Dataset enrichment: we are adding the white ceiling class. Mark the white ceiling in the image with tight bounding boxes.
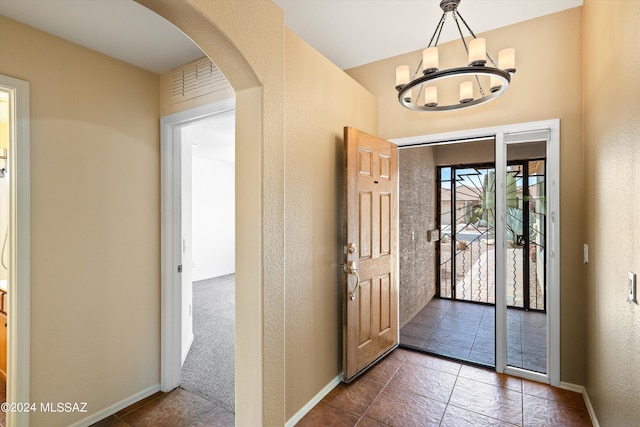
[0,0,203,74]
[272,0,584,70]
[0,0,583,73]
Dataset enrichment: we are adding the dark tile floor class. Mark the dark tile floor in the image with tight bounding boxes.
[400,298,547,373]
[88,348,586,427]
[297,348,592,426]
[90,387,234,427]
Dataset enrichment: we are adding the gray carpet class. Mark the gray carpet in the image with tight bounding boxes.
[181,274,235,413]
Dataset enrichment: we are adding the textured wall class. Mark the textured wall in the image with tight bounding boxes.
[399,146,437,326]
[583,1,640,425]
[284,29,378,420]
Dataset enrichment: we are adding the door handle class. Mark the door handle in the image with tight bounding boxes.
[347,261,360,301]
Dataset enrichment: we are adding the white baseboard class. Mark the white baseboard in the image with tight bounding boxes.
[68,384,161,427]
[560,382,600,427]
[559,381,583,393]
[285,374,342,427]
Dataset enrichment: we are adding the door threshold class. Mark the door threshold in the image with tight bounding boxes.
[398,344,494,371]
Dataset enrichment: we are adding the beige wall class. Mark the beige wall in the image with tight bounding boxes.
[283,30,377,420]
[0,16,160,426]
[347,7,586,385]
[583,1,640,425]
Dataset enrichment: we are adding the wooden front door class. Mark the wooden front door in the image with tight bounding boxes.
[343,126,399,382]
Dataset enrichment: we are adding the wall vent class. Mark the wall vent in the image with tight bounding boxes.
[170,57,231,104]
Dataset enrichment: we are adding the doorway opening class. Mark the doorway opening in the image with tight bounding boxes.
[395,120,560,386]
[426,157,547,372]
[179,111,236,414]
[0,74,31,427]
[159,97,237,419]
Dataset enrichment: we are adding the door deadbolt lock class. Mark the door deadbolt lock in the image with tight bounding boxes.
[347,242,358,254]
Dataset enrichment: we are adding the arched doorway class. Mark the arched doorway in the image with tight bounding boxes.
[137,1,287,424]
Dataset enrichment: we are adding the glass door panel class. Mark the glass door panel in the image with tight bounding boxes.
[505,142,547,374]
[433,143,496,367]
[438,165,496,305]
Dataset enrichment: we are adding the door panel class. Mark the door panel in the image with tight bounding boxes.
[380,274,391,331]
[344,127,399,382]
[359,280,372,345]
[380,193,391,255]
[359,192,372,259]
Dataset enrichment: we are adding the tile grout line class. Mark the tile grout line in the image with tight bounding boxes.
[187,404,229,427]
[356,349,415,425]
[436,361,464,426]
[321,354,405,426]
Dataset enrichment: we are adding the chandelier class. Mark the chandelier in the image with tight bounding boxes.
[395,0,516,111]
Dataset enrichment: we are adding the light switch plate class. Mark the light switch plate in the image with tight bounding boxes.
[628,272,636,303]
[429,229,440,242]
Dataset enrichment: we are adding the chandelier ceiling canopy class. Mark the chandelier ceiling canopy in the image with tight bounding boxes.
[395,0,516,112]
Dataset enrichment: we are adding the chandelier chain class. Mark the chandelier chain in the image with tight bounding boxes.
[475,75,486,97]
[428,13,448,48]
[452,11,470,57]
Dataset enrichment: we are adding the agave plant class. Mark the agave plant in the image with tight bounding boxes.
[506,206,524,246]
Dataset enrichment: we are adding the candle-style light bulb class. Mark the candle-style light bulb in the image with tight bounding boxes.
[499,48,516,73]
[424,86,437,107]
[395,65,410,89]
[422,47,438,74]
[468,38,486,66]
[460,81,473,103]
